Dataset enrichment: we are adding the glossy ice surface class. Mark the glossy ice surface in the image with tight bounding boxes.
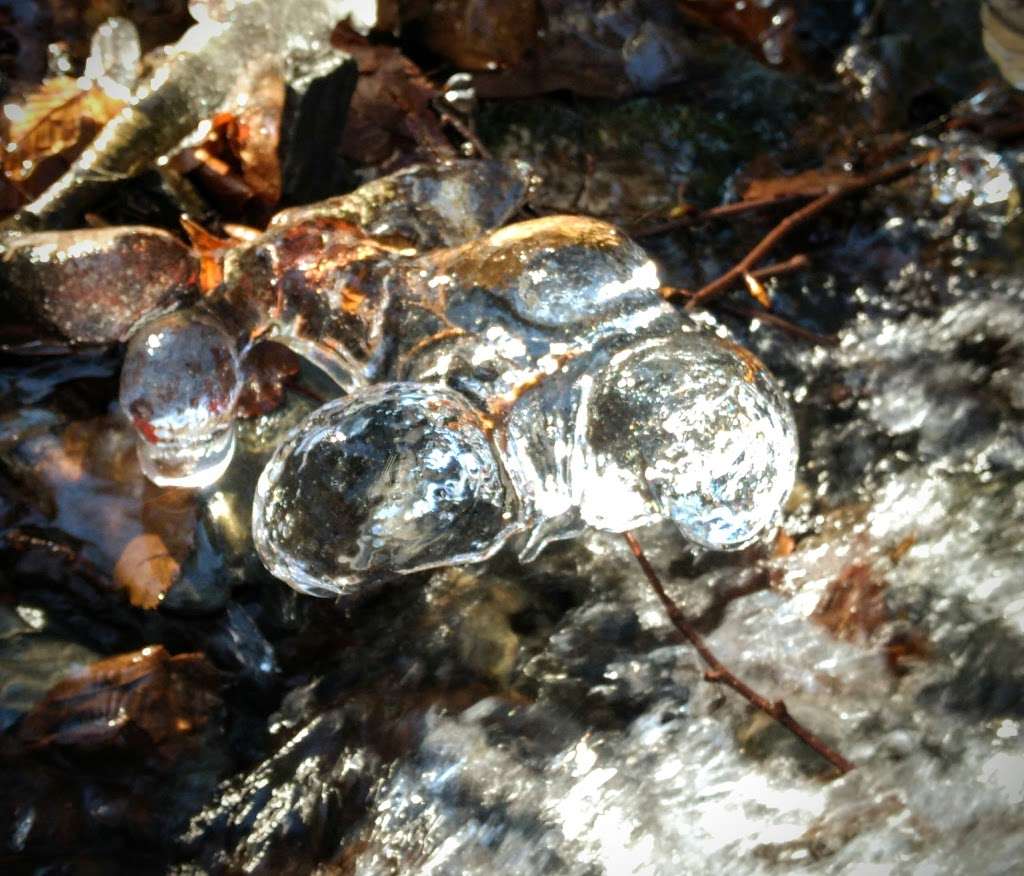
[117,162,798,596]
[253,385,518,598]
[10,0,375,228]
[120,310,241,487]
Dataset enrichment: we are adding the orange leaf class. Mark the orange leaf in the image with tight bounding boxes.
[811,563,888,644]
[3,77,124,183]
[114,533,180,609]
[232,68,284,205]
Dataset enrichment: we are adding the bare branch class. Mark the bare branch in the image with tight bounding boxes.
[685,150,938,311]
[623,531,856,776]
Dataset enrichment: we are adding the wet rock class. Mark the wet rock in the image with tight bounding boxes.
[0,226,197,345]
[278,51,358,206]
[0,605,98,732]
[177,708,385,874]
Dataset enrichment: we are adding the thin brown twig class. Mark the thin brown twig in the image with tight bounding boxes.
[630,192,810,238]
[661,254,810,304]
[437,108,493,159]
[685,150,938,311]
[747,252,810,280]
[623,531,856,776]
[716,302,840,347]
[4,527,111,590]
[661,256,836,346]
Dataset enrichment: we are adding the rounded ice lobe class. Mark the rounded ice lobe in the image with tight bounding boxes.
[588,334,798,550]
[119,310,241,488]
[441,216,660,327]
[253,384,517,598]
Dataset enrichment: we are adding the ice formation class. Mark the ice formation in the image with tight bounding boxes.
[119,162,797,595]
[11,0,375,228]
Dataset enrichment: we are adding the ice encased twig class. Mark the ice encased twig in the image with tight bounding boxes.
[116,160,534,486]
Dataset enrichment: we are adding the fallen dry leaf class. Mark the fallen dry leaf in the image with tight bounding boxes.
[114,532,180,608]
[231,68,285,205]
[811,562,888,644]
[773,528,795,557]
[235,341,303,418]
[18,645,221,756]
[741,168,864,202]
[418,0,540,70]
[332,27,451,167]
[678,0,800,68]
[182,66,285,211]
[884,630,931,677]
[2,76,125,187]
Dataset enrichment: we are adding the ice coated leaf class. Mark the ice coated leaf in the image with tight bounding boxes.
[18,646,221,754]
[2,77,125,184]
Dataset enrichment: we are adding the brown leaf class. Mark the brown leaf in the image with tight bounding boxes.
[811,562,889,643]
[773,528,795,557]
[18,646,221,756]
[331,27,451,167]
[171,69,284,220]
[419,0,540,70]
[181,216,236,293]
[741,168,864,202]
[114,532,180,608]
[884,631,931,677]
[678,0,800,68]
[3,76,124,184]
[232,69,285,205]
[235,341,302,418]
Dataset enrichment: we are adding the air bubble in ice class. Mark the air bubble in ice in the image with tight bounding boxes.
[119,310,241,488]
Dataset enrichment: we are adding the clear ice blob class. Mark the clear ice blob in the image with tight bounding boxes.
[434,215,660,327]
[270,159,535,249]
[586,335,798,550]
[119,309,242,488]
[104,164,797,595]
[253,384,517,598]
